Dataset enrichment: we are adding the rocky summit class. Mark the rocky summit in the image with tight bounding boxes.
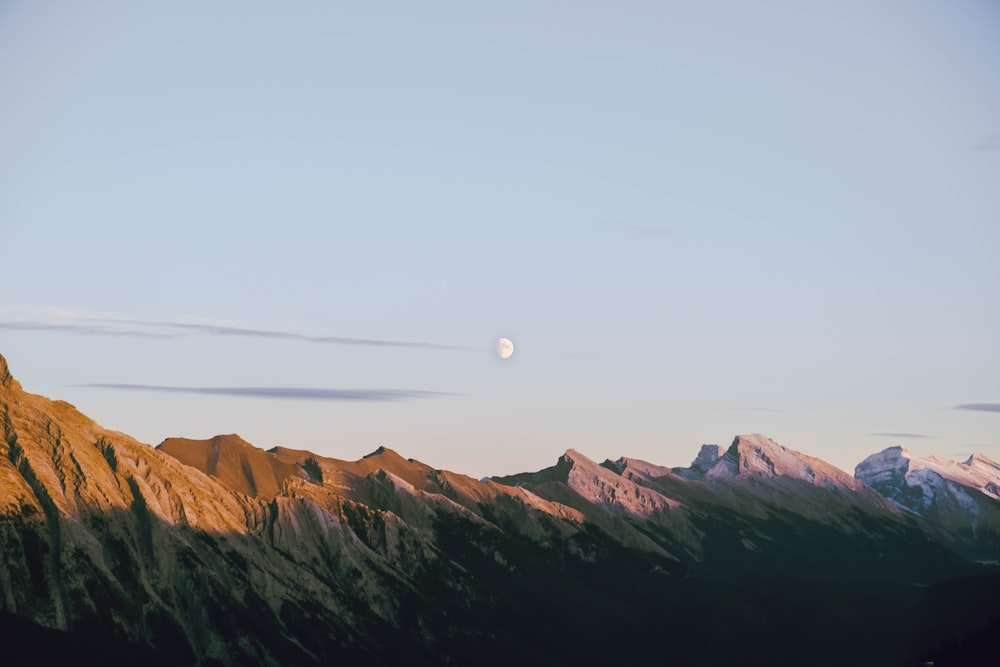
[1,353,998,666]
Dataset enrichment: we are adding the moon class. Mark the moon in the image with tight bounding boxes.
[496,337,514,360]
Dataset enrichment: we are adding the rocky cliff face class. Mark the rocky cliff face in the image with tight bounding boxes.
[1,353,998,666]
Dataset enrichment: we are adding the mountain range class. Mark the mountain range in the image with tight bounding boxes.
[1,352,997,666]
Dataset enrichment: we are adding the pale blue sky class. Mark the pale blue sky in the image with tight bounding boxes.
[2,1,998,477]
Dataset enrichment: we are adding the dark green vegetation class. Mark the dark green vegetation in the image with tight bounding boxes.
[4,503,995,666]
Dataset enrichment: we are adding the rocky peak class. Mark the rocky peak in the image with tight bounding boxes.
[359,445,422,471]
[965,452,985,465]
[854,447,912,493]
[857,447,1000,519]
[363,445,406,461]
[693,444,726,467]
[157,433,257,459]
[703,434,865,492]
[965,452,1000,472]
[526,448,594,481]
[561,448,590,466]
[0,353,22,391]
[863,445,911,462]
[704,434,782,480]
[553,449,677,517]
[600,456,628,474]
[674,444,726,480]
[157,434,299,498]
[494,448,618,490]
[210,433,255,449]
[857,448,1000,494]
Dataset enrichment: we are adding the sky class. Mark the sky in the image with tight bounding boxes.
[1,1,998,478]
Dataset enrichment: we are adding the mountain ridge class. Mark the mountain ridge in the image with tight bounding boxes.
[1,352,998,665]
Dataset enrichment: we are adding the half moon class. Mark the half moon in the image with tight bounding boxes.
[496,337,514,359]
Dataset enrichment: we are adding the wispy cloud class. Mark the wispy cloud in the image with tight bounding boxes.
[954,403,1000,413]
[729,407,781,413]
[92,318,466,349]
[868,432,936,439]
[0,310,465,350]
[78,383,457,402]
[0,321,173,338]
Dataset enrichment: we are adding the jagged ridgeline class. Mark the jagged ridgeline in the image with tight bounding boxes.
[0,353,998,666]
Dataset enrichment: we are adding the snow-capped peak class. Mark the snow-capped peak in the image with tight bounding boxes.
[856,447,1000,518]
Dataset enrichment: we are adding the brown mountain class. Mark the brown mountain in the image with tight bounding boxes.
[157,434,300,498]
[0,354,387,664]
[0,353,615,665]
[1,352,997,666]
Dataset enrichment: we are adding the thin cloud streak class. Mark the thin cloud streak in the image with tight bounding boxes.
[868,432,936,439]
[0,321,173,339]
[88,318,468,350]
[954,403,1000,413]
[78,383,458,402]
[1,313,466,350]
